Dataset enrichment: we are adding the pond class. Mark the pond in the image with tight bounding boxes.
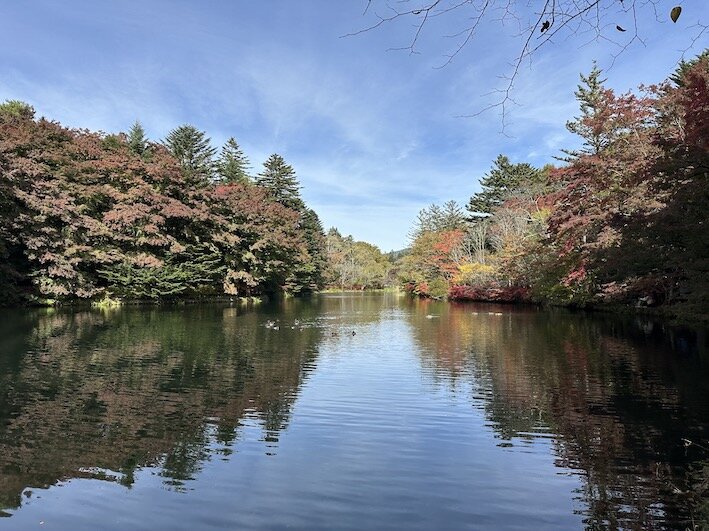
[0,293,707,530]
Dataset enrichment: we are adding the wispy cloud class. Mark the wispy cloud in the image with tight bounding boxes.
[1,0,704,250]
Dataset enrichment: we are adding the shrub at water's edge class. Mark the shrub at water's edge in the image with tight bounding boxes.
[448,285,531,303]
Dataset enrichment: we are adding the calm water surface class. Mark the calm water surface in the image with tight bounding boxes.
[0,293,707,530]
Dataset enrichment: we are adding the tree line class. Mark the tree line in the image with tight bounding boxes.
[324,228,392,290]
[397,52,708,318]
[0,108,327,303]
[2,51,705,313]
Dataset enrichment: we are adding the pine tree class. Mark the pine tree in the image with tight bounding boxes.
[289,208,327,293]
[440,200,467,230]
[670,49,709,87]
[410,201,468,240]
[467,155,542,218]
[163,125,216,182]
[564,62,608,156]
[255,154,303,210]
[127,120,148,156]
[217,138,251,184]
[408,204,437,241]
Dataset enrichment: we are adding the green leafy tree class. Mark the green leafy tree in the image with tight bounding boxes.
[324,228,391,290]
[255,154,303,210]
[351,241,391,289]
[217,137,251,184]
[163,125,216,183]
[0,100,34,120]
[408,204,442,240]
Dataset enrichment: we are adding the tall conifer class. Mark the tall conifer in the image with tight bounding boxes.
[163,125,216,182]
[467,155,542,218]
[127,120,148,156]
[564,62,608,157]
[217,138,251,184]
[255,154,303,209]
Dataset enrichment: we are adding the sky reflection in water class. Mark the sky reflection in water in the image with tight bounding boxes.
[0,293,706,530]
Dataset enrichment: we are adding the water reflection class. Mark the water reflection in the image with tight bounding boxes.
[406,298,709,528]
[0,301,324,512]
[0,294,707,529]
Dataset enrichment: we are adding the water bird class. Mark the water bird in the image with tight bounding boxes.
[425,314,438,319]
[351,330,356,336]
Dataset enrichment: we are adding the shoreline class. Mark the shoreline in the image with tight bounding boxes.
[3,289,706,325]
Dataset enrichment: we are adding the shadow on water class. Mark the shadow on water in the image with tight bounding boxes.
[405,297,709,529]
[0,299,326,513]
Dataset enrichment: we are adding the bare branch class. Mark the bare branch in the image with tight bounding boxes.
[345,0,707,128]
[436,1,492,68]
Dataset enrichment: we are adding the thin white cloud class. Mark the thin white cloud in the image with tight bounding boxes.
[0,0,704,251]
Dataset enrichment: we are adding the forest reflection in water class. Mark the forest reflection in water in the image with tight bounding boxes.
[0,294,706,529]
[0,301,324,508]
[405,298,708,529]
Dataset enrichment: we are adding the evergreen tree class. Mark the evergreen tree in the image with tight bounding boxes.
[217,137,251,184]
[255,154,303,210]
[670,49,709,87]
[467,155,542,218]
[564,62,608,156]
[410,201,468,240]
[163,125,216,182]
[440,200,467,230]
[288,208,327,293]
[127,120,148,156]
[408,204,440,241]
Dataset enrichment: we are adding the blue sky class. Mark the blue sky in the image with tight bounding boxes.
[1,1,706,251]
